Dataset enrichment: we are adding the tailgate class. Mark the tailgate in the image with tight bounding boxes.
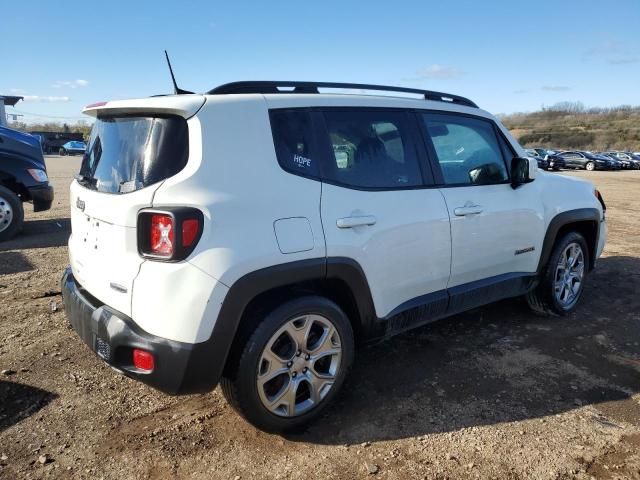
[69,180,158,317]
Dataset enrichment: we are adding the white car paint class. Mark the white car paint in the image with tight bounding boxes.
[69,90,606,345]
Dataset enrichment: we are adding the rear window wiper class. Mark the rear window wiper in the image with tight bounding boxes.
[74,174,97,188]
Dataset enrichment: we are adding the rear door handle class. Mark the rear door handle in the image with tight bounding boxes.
[336,215,377,228]
[454,204,483,216]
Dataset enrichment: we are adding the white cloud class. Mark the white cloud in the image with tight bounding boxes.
[608,55,639,65]
[9,88,26,94]
[513,89,528,94]
[585,40,639,65]
[23,95,71,103]
[542,85,571,92]
[52,79,89,89]
[415,64,464,79]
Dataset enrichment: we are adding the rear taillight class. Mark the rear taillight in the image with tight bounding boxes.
[182,219,200,247]
[150,214,174,256]
[595,189,606,218]
[138,208,203,261]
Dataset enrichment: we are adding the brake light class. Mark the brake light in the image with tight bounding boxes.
[85,101,107,109]
[133,349,155,372]
[138,208,203,261]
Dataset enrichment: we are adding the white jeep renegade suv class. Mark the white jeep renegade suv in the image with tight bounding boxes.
[62,81,607,432]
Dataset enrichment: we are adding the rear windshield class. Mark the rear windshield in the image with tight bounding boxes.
[78,115,188,194]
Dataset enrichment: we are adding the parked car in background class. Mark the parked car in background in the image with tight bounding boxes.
[29,131,84,154]
[0,126,54,241]
[605,152,640,169]
[531,147,564,170]
[59,141,87,156]
[600,153,632,169]
[558,151,616,171]
[525,149,549,169]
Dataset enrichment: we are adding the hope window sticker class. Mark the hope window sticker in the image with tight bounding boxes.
[293,153,312,168]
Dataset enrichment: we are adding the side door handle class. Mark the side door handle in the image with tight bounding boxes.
[454,204,483,216]
[336,215,377,228]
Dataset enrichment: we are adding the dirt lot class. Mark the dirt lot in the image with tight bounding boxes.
[1,157,639,480]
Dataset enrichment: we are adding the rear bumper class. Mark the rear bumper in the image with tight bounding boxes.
[596,218,607,260]
[61,267,219,394]
[28,184,54,212]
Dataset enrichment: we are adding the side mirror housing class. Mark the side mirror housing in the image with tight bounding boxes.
[511,156,536,189]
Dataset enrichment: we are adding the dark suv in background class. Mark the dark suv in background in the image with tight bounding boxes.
[0,126,54,241]
[531,148,565,170]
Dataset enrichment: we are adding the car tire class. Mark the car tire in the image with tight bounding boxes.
[585,161,595,171]
[526,231,589,316]
[0,185,25,242]
[59,148,66,156]
[221,296,355,433]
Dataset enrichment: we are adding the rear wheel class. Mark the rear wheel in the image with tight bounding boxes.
[585,161,595,171]
[221,296,354,432]
[0,186,24,242]
[526,231,588,316]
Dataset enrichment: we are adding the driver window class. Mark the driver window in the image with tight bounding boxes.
[422,114,509,186]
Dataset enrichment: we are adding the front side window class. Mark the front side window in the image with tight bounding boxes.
[322,110,423,188]
[422,113,509,186]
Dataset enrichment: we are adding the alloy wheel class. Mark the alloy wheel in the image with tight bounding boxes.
[0,195,14,234]
[256,314,342,417]
[554,242,585,309]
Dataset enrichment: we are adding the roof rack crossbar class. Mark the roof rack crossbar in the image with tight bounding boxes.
[207,81,478,108]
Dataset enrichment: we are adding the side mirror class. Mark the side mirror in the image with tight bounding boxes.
[511,157,536,189]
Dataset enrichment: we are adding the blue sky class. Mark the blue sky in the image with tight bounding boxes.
[2,0,639,124]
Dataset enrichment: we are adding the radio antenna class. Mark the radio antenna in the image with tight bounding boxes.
[164,50,194,95]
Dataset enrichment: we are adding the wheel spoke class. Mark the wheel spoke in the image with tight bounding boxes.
[307,369,334,403]
[263,376,294,411]
[282,378,300,416]
[284,316,313,352]
[310,325,339,354]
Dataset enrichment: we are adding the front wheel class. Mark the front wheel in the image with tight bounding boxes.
[59,148,67,156]
[0,186,25,242]
[526,232,589,316]
[221,296,354,432]
[585,161,595,171]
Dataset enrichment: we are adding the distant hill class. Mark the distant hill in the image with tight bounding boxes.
[500,102,640,152]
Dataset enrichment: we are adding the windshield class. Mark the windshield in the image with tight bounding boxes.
[78,115,188,194]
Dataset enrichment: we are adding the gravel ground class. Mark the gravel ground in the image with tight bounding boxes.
[1,157,639,480]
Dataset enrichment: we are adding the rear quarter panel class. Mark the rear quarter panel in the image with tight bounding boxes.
[151,95,326,287]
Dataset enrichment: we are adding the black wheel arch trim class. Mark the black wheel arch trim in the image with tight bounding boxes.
[200,257,376,391]
[536,208,601,274]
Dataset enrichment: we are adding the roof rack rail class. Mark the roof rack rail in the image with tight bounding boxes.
[207,81,478,108]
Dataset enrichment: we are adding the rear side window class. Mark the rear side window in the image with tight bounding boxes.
[79,115,188,194]
[269,110,320,178]
[322,110,422,188]
[422,113,509,186]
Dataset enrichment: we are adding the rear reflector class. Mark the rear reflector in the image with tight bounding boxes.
[150,214,174,256]
[133,349,155,371]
